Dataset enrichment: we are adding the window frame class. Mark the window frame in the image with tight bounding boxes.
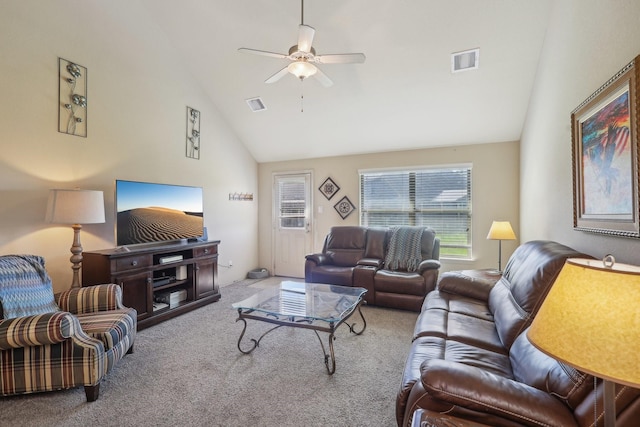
[358,164,473,259]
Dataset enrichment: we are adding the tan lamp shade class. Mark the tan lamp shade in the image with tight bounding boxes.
[45,189,105,225]
[527,258,640,388]
[486,221,516,240]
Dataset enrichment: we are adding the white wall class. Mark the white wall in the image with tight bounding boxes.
[521,0,640,264]
[0,1,258,292]
[258,141,520,274]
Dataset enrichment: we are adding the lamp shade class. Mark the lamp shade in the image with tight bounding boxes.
[527,258,640,388]
[288,60,317,79]
[486,221,516,240]
[45,189,105,225]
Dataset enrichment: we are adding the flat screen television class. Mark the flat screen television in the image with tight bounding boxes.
[115,180,204,246]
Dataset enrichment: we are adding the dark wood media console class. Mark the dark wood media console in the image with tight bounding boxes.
[82,240,221,330]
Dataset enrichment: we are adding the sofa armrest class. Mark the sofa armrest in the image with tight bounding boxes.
[0,312,75,350]
[357,258,383,268]
[418,259,441,273]
[56,284,124,314]
[436,270,499,300]
[305,253,331,266]
[421,359,578,427]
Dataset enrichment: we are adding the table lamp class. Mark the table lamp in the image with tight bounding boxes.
[486,220,516,272]
[45,189,105,288]
[528,257,640,427]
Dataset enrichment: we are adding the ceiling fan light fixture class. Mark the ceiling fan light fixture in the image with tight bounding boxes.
[287,60,317,79]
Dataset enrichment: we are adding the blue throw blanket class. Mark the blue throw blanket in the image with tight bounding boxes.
[384,226,424,272]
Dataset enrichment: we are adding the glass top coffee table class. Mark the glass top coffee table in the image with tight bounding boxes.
[232,281,367,374]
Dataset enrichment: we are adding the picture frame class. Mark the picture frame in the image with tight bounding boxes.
[571,55,640,237]
[186,106,201,159]
[334,196,356,220]
[319,177,340,200]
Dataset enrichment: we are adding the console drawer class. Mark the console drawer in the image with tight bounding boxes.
[194,245,217,258]
[115,254,152,272]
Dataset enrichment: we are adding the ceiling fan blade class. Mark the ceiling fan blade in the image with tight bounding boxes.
[315,53,366,64]
[313,67,333,87]
[265,66,290,84]
[238,48,287,59]
[297,24,315,53]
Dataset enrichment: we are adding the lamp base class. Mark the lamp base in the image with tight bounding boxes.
[70,224,83,289]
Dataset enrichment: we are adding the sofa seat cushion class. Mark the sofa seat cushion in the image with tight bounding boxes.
[308,266,354,287]
[75,308,136,351]
[375,270,426,295]
[413,311,503,353]
[420,290,493,320]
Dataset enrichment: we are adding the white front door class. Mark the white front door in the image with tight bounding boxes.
[273,172,312,278]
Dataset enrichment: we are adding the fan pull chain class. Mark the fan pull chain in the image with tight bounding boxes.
[300,78,304,112]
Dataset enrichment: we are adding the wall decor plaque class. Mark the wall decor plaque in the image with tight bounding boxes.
[319,177,340,200]
[334,196,356,220]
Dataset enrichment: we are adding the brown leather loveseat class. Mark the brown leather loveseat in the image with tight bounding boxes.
[305,226,440,311]
[396,240,640,426]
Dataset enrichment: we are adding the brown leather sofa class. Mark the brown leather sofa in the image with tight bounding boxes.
[397,240,640,426]
[305,226,440,312]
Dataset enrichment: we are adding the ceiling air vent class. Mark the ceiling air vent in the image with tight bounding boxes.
[451,48,480,73]
[246,97,267,112]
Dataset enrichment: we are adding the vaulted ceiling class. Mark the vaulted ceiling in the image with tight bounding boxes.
[139,0,553,163]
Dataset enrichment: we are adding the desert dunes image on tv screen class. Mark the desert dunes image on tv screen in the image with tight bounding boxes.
[115,180,203,246]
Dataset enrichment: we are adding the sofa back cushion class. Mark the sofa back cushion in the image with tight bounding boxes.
[510,327,593,410]
[364,227,388,260]
[324,226,367,267]
[0,255,60,319]
[489,241,589,349]
[420,228,438,260]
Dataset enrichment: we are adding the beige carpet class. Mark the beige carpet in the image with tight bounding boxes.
[0,278,418,427]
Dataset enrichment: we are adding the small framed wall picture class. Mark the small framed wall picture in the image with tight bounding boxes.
[186,106,201,159]
[334,196,356,220]
[319,177,340,200]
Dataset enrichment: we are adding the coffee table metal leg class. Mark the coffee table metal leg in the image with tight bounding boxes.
[345,304,367,335]
[236,315,283,354]
[313,329,337,375]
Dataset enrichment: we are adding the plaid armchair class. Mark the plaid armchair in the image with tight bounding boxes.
[0,255,136,401]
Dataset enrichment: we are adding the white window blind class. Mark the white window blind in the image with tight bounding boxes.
[277,178,306,229]
[359,166,472,258]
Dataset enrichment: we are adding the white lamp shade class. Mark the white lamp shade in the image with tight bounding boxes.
[45,189,105,224]
[288,60,317,79]
[486,221,516,240]
[528,258,640,388]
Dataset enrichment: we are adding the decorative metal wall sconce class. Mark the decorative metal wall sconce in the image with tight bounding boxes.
[58,58,87,137]
[186,106,201,159]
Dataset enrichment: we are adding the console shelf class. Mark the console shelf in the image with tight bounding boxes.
[82,240,221,330]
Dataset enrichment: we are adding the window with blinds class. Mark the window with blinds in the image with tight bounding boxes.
[359,165,472,258]
[276,178,307,229]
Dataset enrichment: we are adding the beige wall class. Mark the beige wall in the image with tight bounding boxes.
[0,1,258,291]
[258,141,519,274]
[520,0,640,264]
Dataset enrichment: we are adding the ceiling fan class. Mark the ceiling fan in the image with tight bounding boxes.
[238,0,365,87]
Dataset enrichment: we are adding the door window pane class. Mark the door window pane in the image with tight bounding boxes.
[278,179,306,229]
